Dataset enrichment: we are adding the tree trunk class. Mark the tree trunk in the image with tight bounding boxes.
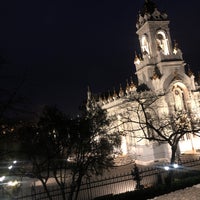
[40,179,53,200]
[74,174,83,200]
[166,145,177,187]
[60,183,66,200]
[68,173,83,200]
[68,180,76,200]
[170,145,177,164]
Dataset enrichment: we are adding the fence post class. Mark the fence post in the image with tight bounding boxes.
[31,184,36,200]
[86,177,92,200]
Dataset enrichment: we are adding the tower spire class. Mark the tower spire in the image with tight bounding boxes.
[87,86,91,101]
[136,0,168,30]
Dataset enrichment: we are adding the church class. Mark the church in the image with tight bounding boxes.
[87,0,200,165]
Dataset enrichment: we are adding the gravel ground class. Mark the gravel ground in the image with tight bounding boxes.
[148,184,200,200]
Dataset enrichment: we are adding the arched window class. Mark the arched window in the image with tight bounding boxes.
[141,35,150,55]
[172,85,186,111]
[156,30,169,55]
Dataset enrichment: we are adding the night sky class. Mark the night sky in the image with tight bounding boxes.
[0,0,200,115]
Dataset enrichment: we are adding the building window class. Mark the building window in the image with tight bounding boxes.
[156,30,169,55]
[141,35,150,55]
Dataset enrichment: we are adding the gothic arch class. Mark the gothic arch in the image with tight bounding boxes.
[162,70,194,92]
[141,34,150,55]
[156,30,169,55]
[170,82,190,111]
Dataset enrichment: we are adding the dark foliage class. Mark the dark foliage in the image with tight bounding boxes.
[17,104,120,200]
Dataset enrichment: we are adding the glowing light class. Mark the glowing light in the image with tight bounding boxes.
[141,35,150,55]
[13,160,17,164]
[173,163,178,168]
[7,180,19,187]
[8,165,13,170]
[164,166,170,171]
[0,176,5,182]
[173,48,177,55]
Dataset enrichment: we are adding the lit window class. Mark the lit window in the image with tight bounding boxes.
[156,30,169,55]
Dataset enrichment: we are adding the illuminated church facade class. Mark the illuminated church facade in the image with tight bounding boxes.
[87,0,200,165]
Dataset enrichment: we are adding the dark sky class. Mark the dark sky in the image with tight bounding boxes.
[0,0,200,115]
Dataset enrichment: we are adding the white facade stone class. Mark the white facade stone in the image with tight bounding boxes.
[88,0,200,165]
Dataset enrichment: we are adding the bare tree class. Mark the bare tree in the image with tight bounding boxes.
[119,92,200,165]
[17,104,121,200]
[115,92,200,185]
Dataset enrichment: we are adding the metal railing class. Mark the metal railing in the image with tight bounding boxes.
[3,158,200,200]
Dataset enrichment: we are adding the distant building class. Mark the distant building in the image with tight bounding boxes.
[87,0,200,165]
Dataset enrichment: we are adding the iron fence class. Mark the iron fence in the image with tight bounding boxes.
[2,158,200,200]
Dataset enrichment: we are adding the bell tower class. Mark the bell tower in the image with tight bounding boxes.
[134,0,185,93]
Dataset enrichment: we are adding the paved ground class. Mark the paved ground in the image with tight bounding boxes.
[148,184,200,200]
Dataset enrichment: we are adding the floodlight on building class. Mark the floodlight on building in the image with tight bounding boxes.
[173,48,177,55]
[8,165,13,170]
[164,166,170,171]
[7,180,19,187]
[0,176,5,182]
[173,163,178,168]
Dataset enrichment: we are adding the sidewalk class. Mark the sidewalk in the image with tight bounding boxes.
[149,184,200,200]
